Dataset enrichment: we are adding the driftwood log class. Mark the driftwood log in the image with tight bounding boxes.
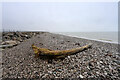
[32,43,92,58]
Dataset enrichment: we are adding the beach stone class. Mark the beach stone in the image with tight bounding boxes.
[7,33,14,37]
[4,36,10,40]
[1,40,17,45]
[68,56,70,58]
[108,65,113,70]
[99,61,103,64]
[75,43,80,46]
[48,71,52,74]
[113,60,120,65]
[67,40,70,42]
[89,62,94,67]
[104,72,107,75]
[79,74,84,78]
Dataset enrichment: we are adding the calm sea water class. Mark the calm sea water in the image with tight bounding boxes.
[54,32,118,44]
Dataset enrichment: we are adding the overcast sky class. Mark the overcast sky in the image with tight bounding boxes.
[2,2,118,32]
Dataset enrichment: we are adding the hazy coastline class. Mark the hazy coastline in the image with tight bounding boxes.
[54,32,118,44]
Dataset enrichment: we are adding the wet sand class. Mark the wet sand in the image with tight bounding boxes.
[2,32,120,79]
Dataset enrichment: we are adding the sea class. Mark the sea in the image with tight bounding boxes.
[54,32,118,44]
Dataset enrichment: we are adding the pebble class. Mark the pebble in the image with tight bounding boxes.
[42,74,48,78]
[48,71,52,74]
[83,72,87,75]
[68,56,70,58]
[104,72,107,75]
[47,64,50,67]
[79,74,84,78]
[99,61,103,64]
[109,65,113,70]
[113,60,120,65]
[97,62,100,65]
[96,72,100,74]
[75,43,80,46]
[87,66,90,70]
[89,62,94,67]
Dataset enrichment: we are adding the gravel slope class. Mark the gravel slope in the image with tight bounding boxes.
[2,32,120,79]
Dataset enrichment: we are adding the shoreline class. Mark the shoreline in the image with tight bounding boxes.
[51,32,118,46]
[53,32,118,45]
[2,31,118,46]
[2,31,120,78]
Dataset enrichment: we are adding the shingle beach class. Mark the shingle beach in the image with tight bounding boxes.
[2,32,120,79]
